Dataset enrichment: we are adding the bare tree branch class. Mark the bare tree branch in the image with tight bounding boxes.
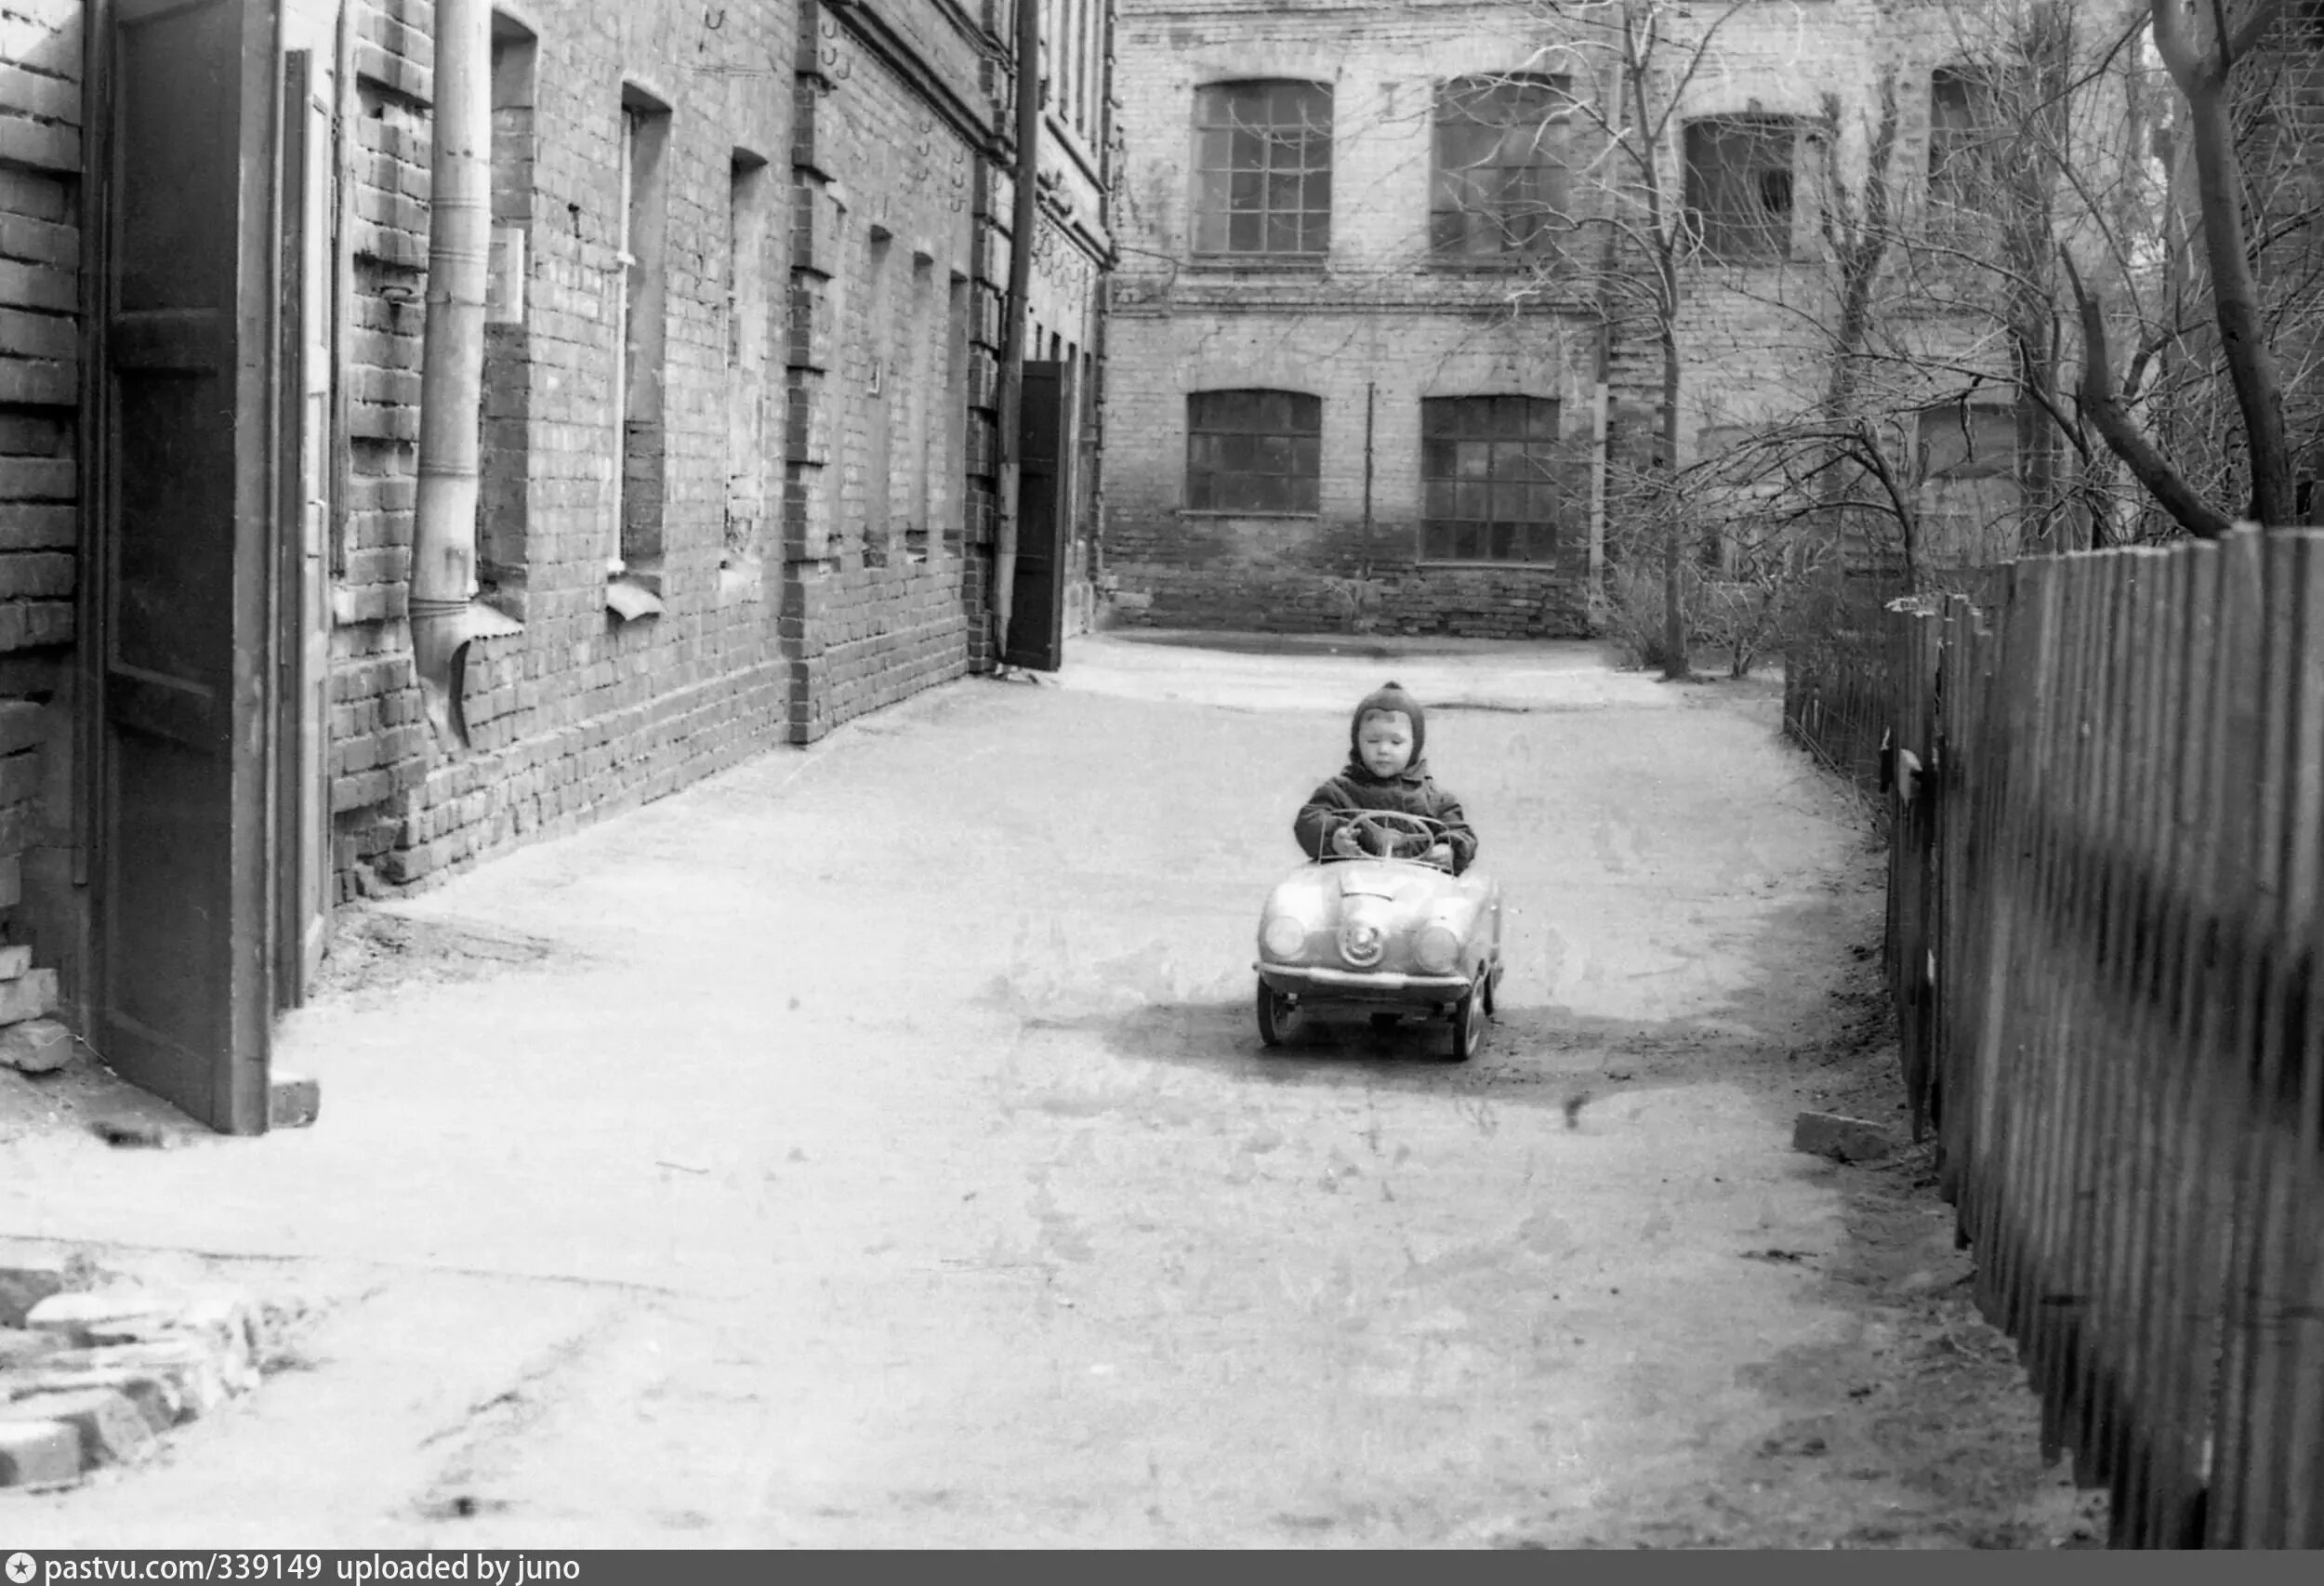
[2062,245,2238,538]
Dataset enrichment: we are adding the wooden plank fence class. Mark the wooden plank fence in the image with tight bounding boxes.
[1876,528,2323,1548]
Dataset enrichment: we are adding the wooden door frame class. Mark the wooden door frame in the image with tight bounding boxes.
[274,45,330,1011]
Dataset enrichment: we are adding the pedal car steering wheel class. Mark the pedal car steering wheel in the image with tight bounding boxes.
[1330,810,1453,867]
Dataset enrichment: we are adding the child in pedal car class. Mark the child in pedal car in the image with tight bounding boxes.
[1292,680,1478,874]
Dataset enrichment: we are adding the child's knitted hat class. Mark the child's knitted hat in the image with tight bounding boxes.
[1350,679,1425,765]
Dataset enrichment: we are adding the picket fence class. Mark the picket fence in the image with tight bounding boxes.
[1851,528,2324,1548]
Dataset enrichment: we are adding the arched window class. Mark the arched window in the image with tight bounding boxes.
[1191,81,1332,258]
[1185,390,1322,512]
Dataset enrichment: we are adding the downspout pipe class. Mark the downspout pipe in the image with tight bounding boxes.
[410,0,512,747]
[992,0,1042,668]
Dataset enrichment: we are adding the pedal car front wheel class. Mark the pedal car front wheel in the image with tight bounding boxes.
[1448,970,1489,1063]
[1256,978,1303,1048]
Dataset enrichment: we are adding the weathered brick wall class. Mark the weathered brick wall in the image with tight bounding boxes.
[0,0,1109,949]
[784,0,985,739]
[0,0,81,971]
[1103,0,2002,636]
[322,0,1121,886]
[1103,1,1605,637]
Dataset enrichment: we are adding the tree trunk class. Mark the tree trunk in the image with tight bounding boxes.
[2179,73,2293,525]
[1659,312,1685,679]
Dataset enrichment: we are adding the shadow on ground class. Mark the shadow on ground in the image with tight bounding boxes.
[1077,913,2102,1549]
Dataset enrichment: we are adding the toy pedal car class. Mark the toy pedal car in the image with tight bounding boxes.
[1253,810,1506,1061]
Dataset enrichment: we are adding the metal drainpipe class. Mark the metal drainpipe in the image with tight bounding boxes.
[992,0,1042,669]
[408,0,502,747]
[1361,380,1375,581]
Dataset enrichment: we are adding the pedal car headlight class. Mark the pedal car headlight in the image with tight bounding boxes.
[1338,919,1385,968]
[1261,914,1312,960]
[1413,924,1462,975]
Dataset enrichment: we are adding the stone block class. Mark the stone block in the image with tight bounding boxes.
[1791,1110,1898,1165]
[0,1387,154,1467]
[22,1286,168,1347]
[269,1070,321,1130]
[0,944,29,977]
[0,1419,79,1488]
[4,1366,181,1432]
[0,966,56,1025]
[169,1286,262,1375]
[0,1259,65,1327]
[0,1323,63,1366]
[58,1338,235,1420]
[0,1017,68,1073]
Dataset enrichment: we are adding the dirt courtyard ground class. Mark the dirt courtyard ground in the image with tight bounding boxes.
[0,636,2102,1547]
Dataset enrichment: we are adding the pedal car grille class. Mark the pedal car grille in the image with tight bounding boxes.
[1337,919,1386,968]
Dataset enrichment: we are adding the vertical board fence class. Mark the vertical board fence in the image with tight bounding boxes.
[1871,528,2323,1548]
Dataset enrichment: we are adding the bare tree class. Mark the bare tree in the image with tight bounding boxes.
[2067,0,2298,534]
[1534,0,1753,680]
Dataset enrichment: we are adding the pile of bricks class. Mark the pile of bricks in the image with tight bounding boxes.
[0,1261,269,1489]
[0,944,64,1075]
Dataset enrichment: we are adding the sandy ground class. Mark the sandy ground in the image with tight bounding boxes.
[0,634,2096,1547]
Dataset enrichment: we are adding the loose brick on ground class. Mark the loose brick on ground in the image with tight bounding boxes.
[0,1016,67,1073]
[21,1286,170,1346]
[0,1324,63,1366]
[0,1418,78,1488]
[0,1259,65,1327]
[0,1386,155,1468]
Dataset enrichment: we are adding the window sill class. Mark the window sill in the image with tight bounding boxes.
[606,575,664,623]
[1178,509,1320,521]
[1420,257,1558,273]
[1183,258,1329,273]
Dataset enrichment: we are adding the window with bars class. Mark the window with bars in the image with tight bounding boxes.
[1927,66,2001,206]
[1682,115,1802,265]
[1192,81,1332,258]
[1185,390,1322,512]
[1419,396,1561,562]
[1432,74,1572,261]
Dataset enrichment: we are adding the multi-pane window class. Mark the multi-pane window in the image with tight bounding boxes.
[1927,67,2000,205]
[1192,81,1332,258]
[1683,115,1802,265]
[1419,396,1561,562]
[1185,390,1321,512]
[1433,74,1571,260]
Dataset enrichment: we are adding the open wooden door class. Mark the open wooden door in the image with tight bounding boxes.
[91,0,279,1131]
[1004,359,1076,672]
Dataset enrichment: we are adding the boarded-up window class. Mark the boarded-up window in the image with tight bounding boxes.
[1192,81,1332,258]
[1433,74,1571,260]
[1419,396,1561,562]
[1683,116,1801,265]
[1185,389,1321,512]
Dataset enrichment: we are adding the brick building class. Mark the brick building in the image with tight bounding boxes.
[0,0,1114,1129]
[1097,0,2055,635]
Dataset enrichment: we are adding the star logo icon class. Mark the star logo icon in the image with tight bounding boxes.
[6,1553,35,1585]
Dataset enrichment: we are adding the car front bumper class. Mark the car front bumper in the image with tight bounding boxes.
[1255,961,1472,998]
